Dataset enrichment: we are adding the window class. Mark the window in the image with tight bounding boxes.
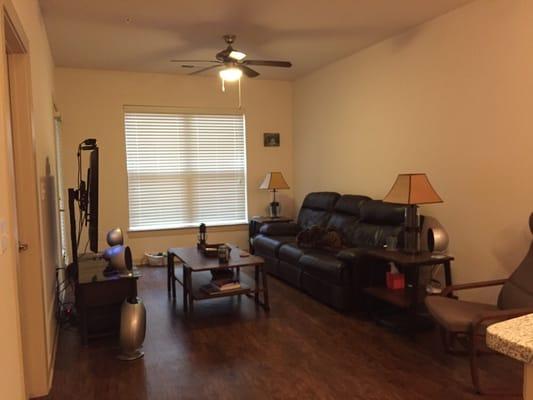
[124,109,247,231]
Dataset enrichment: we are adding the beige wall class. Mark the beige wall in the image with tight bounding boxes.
[0,0,58,398]
[293,0,533,303]
[55,68,293,260]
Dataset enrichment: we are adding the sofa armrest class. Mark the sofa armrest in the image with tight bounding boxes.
[336,248,364,262]
[259,222,301,237]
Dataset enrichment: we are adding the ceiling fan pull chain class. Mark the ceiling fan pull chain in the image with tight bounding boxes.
[221,78,226,92]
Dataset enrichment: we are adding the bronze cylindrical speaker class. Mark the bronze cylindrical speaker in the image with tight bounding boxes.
[427,227,449,253]
[117,297,146,361]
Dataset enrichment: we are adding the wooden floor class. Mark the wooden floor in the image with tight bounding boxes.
[47,266,522,400]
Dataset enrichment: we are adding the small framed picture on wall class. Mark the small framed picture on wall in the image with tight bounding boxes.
[264,132,280,147]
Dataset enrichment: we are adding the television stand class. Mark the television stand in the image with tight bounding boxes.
[76,255,141,345]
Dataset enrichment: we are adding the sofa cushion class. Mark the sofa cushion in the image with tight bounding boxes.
[333,195,371,216]
[299,253,350,285]
[326,214,358,240]
[360,200,406,226]
[346,223,403,248]
[279,242,316,264]
[297,192,340,229]
[253,235,295,258]
[298,209,332,229]
[326,195,371,244]
[301,192,340,211]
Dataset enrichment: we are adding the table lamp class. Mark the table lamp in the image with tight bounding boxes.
[260,172,289,218]
[383,173,443,253]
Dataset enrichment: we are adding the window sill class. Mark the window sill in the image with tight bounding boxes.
[127,223,248,237]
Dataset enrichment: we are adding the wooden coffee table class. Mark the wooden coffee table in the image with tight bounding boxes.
[167,246,269,312]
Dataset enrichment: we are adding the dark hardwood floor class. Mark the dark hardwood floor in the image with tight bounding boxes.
[47,266,522,399]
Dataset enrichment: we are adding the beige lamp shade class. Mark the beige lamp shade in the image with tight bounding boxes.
[383,173,443,205]
[259,172,290,190]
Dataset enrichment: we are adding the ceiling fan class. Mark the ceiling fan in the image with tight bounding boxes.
[171,34,292,79]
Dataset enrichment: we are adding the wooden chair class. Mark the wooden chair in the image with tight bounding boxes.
[425,213,533,395]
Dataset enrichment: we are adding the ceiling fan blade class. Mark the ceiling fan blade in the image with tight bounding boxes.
[189,64,222,75]
[216,48,231,61]
[244,60,292,68]
[238,65,260,78]
[171,60,220,63]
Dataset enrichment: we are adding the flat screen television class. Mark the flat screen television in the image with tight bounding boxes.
[87,147,99,253]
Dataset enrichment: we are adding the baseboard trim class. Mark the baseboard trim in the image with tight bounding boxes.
[46,297,59,395]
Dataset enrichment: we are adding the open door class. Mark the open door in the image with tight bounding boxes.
[4,7,52,397]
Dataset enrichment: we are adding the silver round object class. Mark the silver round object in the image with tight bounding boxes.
[104,245,133,270]
[106,227,124,246]
[427,227,449,253]
[118,297,146,361]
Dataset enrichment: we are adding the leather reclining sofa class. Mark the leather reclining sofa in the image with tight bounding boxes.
[253,192,407,310]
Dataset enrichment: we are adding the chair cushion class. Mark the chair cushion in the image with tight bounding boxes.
[299,253,350,285]
[425,296,498,332]
[279,242,316,264]
[498,243,533,309]
[253,235,295,258]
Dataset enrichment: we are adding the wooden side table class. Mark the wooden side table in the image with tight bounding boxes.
[248,216,292,253]
[76,256,141,345]
[359,249,454,336]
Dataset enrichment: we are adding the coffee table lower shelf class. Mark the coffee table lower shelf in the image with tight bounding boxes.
[193,285,252,300]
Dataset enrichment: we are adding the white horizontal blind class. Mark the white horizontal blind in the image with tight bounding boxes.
[124,111,247,231]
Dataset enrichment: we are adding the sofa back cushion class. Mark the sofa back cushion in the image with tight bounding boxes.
[345,200,407,248]
[327,195,371,240]
[359,200,406,226]
[297,192,340,229]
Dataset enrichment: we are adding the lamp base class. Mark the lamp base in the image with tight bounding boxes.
[403,205,420,254]
[268,201,280,218]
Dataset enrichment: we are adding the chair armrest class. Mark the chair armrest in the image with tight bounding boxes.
[472,307,533,334]
[442,279,507,297]
[259,222,300,237]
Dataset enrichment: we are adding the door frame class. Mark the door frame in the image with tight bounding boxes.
[3,3,52,397]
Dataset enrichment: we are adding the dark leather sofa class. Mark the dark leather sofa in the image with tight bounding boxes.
[253,192,407,310]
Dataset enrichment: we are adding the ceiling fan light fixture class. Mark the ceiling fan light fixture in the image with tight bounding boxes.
[219,67,242,82]
[229,50,246,61]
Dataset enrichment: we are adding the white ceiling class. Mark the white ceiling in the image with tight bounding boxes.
[39,0,472,80]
